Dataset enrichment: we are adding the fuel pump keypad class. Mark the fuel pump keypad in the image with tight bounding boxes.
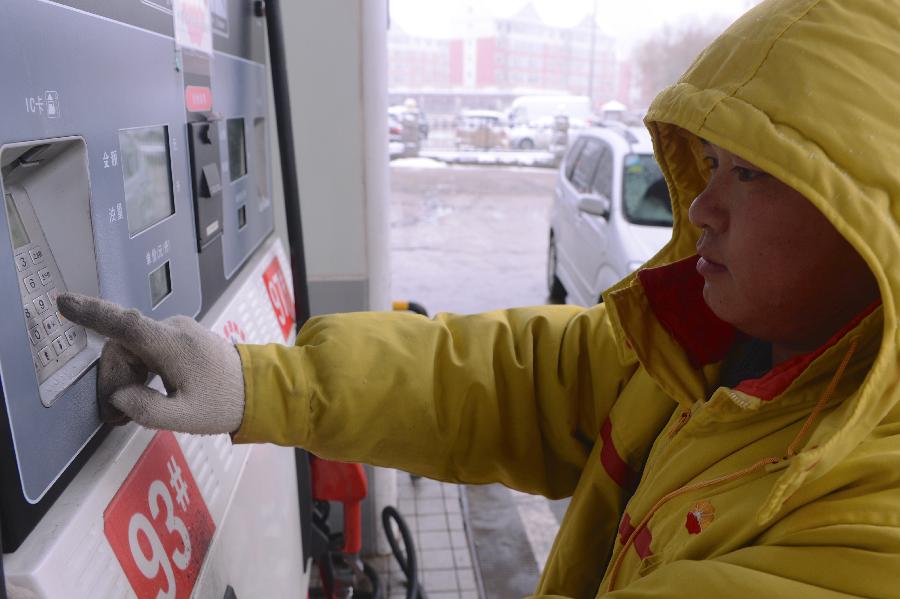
[42,314,61,336]
[23,274,38,293]
[33,294,50,313]
[15,239,87,383]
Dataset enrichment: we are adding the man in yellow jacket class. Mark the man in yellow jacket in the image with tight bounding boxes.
[57,0,899,596]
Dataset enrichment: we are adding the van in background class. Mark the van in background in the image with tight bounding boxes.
[507,95,592,127]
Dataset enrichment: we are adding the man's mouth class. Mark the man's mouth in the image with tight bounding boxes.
[696,238,727,275]
[696,254,727,276]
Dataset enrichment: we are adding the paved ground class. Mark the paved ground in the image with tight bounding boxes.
[389,162,572,598]
[390,162,556,314]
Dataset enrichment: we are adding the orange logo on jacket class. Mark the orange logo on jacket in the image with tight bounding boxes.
[685,500,715,534]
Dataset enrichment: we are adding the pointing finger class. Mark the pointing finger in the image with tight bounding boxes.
[57,292,166,356]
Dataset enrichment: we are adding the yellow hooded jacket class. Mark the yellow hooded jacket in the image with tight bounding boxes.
[234,1,900,596]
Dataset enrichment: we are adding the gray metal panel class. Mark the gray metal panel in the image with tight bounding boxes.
[0,0,204,501]
[213,53,275,279]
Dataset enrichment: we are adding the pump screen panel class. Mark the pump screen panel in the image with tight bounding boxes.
[227,118,247,181]
[5,193,30,248]
[149,261,172,307]
[119,126,176,236]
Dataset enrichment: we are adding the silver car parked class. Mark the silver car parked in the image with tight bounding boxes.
[547,125,674,306]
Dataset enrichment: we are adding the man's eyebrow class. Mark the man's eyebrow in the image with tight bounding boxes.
[699,138,710,146]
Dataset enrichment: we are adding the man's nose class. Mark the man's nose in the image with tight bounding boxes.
[688,180,727,232]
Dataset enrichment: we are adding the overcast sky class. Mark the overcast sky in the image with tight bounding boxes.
[391,0,759,49]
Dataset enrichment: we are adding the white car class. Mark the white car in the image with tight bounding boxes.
[547,126,673,306]
[507,116,589,150]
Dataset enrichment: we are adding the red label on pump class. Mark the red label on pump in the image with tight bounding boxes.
[263,256,295,341]
[104,431,215,599]
[185,86,212,112]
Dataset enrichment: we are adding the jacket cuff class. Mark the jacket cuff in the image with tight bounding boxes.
[231,343,310,446]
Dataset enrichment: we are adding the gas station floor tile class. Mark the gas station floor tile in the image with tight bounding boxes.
[372,474,485,599]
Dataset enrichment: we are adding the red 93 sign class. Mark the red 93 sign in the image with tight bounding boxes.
[104,432,215,599]
[262,256,295,341]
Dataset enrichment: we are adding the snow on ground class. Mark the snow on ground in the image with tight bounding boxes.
[420,149,557,168]
[390,156,449,169]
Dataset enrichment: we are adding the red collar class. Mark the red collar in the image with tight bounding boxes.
[637,256,879,401]
[637,256,735,369]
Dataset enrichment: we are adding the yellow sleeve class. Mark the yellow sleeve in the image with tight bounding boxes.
[587,531,900,599]
[233,304,635,498]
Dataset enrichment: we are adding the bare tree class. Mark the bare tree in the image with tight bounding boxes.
[632,16,731,108]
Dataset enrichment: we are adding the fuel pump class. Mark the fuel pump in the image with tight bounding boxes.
[0,0,311,596]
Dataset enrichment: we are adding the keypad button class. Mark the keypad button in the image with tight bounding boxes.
[33,295,50,314]
[64,327,81,346]
[52,336,67,356]
[23,275,39,293]
[42,314,60,336]
[46,288,59,307]
[37,345,53,366]
[24,304,35,321]
[29,247,45,264]
[29,326,44,345]
[38,268,52,286]
[15,254,28,272]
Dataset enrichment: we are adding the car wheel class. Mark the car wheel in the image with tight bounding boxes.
[547,235,567,304]
[519,138,535,150]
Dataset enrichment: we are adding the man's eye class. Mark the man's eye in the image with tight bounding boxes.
[734,166,764,182]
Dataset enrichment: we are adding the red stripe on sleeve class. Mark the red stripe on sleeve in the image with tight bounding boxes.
[634,525,653,559]
[600,417,638,489]
[618,512,635,544]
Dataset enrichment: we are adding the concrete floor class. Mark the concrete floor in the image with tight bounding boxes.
[389,163,572,598]
[390,163,556,314]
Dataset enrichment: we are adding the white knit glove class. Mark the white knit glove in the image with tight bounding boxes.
[56,293,245,435]
[4,580,40,599]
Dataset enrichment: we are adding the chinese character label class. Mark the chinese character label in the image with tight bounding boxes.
[25,91,60,118]
[146,240,172,266]
[45,91,60,118]
[109,203,124,224]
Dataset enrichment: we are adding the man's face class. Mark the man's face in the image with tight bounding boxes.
[688,142,878,353]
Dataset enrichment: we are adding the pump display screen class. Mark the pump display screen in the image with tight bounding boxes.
[119,126,175,236]
[149,261,172,307]
[227,118,247,181]
[4,193,30,248]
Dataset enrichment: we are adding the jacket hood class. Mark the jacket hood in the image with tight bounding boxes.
[639,0,900,523]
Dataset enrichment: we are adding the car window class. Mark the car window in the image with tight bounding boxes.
[565,138,587,181]
[622,154,673,227]
[570,139,602,193]
[590,142,613,199]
